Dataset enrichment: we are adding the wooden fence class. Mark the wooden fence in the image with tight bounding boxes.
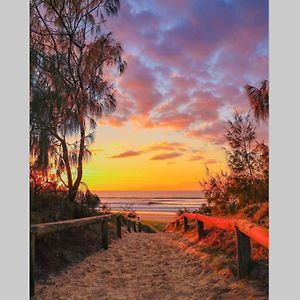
[171,212,269,278]
[30,213,141,297]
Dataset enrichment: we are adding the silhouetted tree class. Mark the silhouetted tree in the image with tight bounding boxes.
[201,112,269,211]
[30,0,126,201]
[225,112,256,181]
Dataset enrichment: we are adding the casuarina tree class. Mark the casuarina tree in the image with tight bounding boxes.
[30,0,126,201]
[244,80,269,123]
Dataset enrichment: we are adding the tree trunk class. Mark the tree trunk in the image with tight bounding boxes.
[68,187,78,202]
[72,113,85,194]
[61,139,73,190]
[53,118,84,203]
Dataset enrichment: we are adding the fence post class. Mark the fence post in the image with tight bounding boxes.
[183,216,188,232]
[127,219,131,232]
[102,220,108,250]
[30,229,36,298]
[138,217,142,232]
[235,226,252,278]
[197,220,204,240]
[116,215,122,239]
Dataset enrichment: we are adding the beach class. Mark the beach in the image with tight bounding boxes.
[34,228,267,300]
[95,190,206,222]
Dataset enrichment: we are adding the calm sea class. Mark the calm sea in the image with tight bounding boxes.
[94,190,206,222]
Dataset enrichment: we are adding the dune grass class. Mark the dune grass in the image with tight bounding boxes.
[141,220,167,232]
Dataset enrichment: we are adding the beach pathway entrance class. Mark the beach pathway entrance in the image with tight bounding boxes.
[33,230,267,300]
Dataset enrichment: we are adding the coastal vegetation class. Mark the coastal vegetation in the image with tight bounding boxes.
[177,81,269,227]
[201,112,268,215]
[245,80,269,123]
[29,0,126,284]
[165,217,268,294]
[30,0,126,202]
[141,220,167,232]
[30,185,104,224]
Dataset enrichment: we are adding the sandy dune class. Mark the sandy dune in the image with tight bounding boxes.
[34,229,267,300]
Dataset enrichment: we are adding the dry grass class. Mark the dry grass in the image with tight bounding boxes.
[141,220,167,232]
[165,218,268,295]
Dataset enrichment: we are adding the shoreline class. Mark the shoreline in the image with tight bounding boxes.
[97,190,206,221]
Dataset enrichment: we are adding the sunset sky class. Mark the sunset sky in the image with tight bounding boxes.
[83,0,269,192]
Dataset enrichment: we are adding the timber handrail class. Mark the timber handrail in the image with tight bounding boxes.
[31,214,115,237]
[30,213,142,298]
[171,212,269,278]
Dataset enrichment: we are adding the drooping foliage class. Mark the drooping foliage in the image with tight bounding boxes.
[224,111,268,182]
[244,80,269,123]
[30,0,126,200]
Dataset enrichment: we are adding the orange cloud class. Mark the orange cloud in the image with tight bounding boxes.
[108,141,187,160]
[105,115,128,127]
[150,152,183,160]
[109,150,142,159]
[143,141,187,152]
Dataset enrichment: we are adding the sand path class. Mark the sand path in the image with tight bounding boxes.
[34,230,267,300]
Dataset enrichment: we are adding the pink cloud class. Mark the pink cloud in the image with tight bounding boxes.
[187,91,224,123]
[154,113,194,130]
[187,121,227,145]
[117,55,163,115]
[102,115,128,127]
[100,0,268,146]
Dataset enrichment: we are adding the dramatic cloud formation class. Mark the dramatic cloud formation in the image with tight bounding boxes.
[101,0,268,145]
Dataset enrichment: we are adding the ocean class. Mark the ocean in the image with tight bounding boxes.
[94,190,207,222]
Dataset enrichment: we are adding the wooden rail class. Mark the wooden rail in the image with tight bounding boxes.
[30,213,141,298]
[171,212,269,278]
